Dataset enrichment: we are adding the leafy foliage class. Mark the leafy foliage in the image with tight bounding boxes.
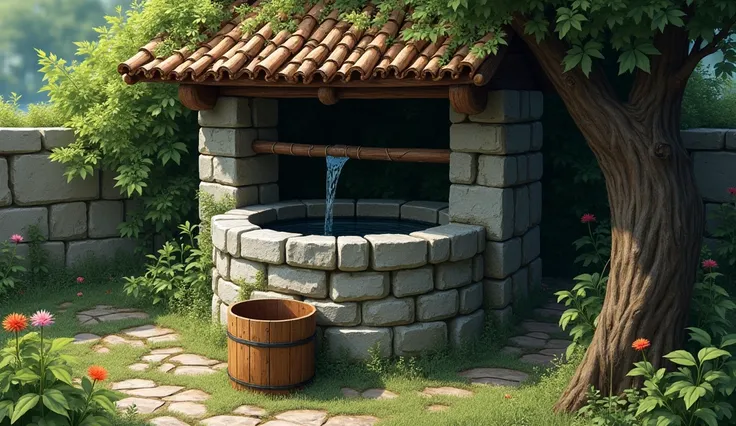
[0,94,64,128]
[711,191,736,269]
[0,241,26,298]
[682,67,736,129]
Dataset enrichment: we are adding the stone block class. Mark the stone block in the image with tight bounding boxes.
[287,235,336,270]
[258,183,279,204]
[522,226,540,265]
[393,322,447,357]
[217,277,241,305]
[198,182,259,209]
[10,154,98,205]
[529,181,542,226]
[459,282,483,314]
[681,129,726,150]
[484,237,521,279]
[484,278,512,309]
[40,128,74,150]
[512,268,529,304]
[488,305,513,327]
[0,158,11,206]
[0,128,42,153]
[449,152,477,184]
[472,255,484,281]
[452,123,531,154]
[400,201,448,224]
[529,92,543,120]
[304,299,360,326]
[435,258,473,290]
[211,295,221,322]
[199,155,214,182]
[198,127,258,157]
[514,186,530,236]
[409,230,450,264]
[727,130,736,150]
[449,185,514,241]
[211,268,218,292]
[516,155,528,183]
[198,97,252,128]
[49,202,87,240]
[531,122,543,151]
[477,155,517,187]
[0,207,48,241]
[14,241,64,268]
[449,106,467,123]
[420,224,480,262]
[219,302,229,326]
[325,327,393,360]
[215,250,230,279]
[241,229,300,264]
[225,225,260,256]
[249,291,302,301]
[88,201,124,238]
[100,170,125,200]
[230,258,266,285]
[251,98,278,127]
[356,199,404,218]
[449,309,485,347]
[362,297,415,326]
[694,152,736,202]
[269,201,307,220]
[527,152,543,181]
[438,208,449,225]
[225,206,278,225]
[469,90,522,123]
[528,258,542,293]
[268,265,327,298]
[417,290,459,321]
[364,234,427,271]
[304,199,354,217]
[330,271,389,302]
[212,155,278,186]
[337,236,369,271]
[65,238,136,267]
[519,91,531,119]
[392,266,434,297]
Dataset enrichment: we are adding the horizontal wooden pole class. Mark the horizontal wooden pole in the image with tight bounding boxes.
[253,141,450,164]
[220,86,448,99]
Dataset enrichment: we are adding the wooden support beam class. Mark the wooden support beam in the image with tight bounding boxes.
[448,85,487,114]
[178,85,219,110]
[219,86,448,100]
[252,141,450,164]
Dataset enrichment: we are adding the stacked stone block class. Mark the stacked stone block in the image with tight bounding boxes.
[0,128,135,267]
[198,97,280,213]
[210,200,486,360]
[447,90,544,325]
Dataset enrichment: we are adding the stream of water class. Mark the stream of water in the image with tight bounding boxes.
[324,156,349,235]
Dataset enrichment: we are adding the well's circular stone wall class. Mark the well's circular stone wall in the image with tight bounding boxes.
[210,199,486,360]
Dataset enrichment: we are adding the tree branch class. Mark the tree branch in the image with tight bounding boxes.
[673,17,736,86]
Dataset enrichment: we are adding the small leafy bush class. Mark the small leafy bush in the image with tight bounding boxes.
[0,94,64,128]
[711,188,736,269]
[0,311,118,425]
[0,235,27,297]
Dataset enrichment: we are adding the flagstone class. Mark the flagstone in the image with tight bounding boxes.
[420,387,473,398]
[169,354,219,366]
[232,405,267,417]
[500,346,523,356]
[142,353,171,363]
[123,325,176,338]
[526,332,550,340]
[508,335,546,349]
[128,363,150,371]
[533,308,563,319]
[123,385,183,398]
[323,415,380,426]
[103,335,145,347]
[361,389,398,400]
[73,333,100,344]
[467,377,523,386]
[149,417,190,426]
[149,334,180,343]
[111,379,157,390]
[260,422,300,426]
[521,353,554,366]
[542,302,566,312]
[213,362,227,370]
[59,302,73,308]
[201,416,261,426]
[545,339,572,349]
[275,409,328,426]
[116,397,164,414]
[173,366,217,376]
[520,320,560,334]
[341,388,360,398]
[168,402,207,418]
[77,315,98,325]
[94,346,110,354]
[163,389,210,402]
[98,311,150,322]
[540,348,566,357]
[151,347,184,355]
[458,368,529,385]
[159,363,176,373]
[427,405,449,412]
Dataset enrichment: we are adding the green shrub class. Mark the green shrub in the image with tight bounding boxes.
[0,94,64,128]
[682,67,736,129]
[0,235,26,298]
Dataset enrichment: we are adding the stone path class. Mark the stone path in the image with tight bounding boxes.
[76,304,150,324]
[498,301,571,367]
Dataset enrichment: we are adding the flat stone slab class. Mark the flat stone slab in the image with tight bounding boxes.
[323,416,380,426]
[508,335,546,349]
[98,311,150,322]
[94,346,110,354]
[77,315,99,325]
[521,353,554,366]
[459,368,529,386]
[151,347,184,355]
[123,386,183,398]
[123,325,175,338]
[173,366,217,376]
[201,417,260,426]
[116,397,164,414]
[169,354,219,366]
[427,405,449,412]
[361,389,398,400]
[128,363,150,371]
[500,346,522,356]
[213,363,227,370]
[73,333,100,344]
[468,377,522,386]
[163,389,211,402]
[168,402,207,418]
[540,348,565,357]
[232,405,267,417]
[420,387,473,398]
[142,354,170,363]
[533,308,563,319]
[59,302,73,308]
[542,301,566,312]
[341,388,360,398]
[275,410,328,426]
[149,417,190,426]
[545,339,572,349]
[102,335,145,347]
[111,379,157,390]
[520,321,560,334]
[260,422,303,426]
[526,332,550,340]
[159,363,176,373]
[149,334,180,343]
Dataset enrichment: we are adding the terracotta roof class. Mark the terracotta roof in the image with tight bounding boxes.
[118,1,498,86]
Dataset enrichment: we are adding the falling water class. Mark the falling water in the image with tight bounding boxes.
[325,155,349,235]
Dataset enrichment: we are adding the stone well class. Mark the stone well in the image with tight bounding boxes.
[210,199,488,360]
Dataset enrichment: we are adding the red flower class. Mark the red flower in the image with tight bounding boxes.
[504,394,512,399]
[2,313,28,333]
[76,276,84,284]
[105,289,112,295]
[77,292,83,297]
[632,338,651,351]
[581,214,596,224]
[87,365,108,382]
[702,259,718,269]
[9,234,23,244]
[728,187,736,196]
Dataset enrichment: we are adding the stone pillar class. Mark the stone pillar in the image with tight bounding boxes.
[197,97,280,217]
[448,90,543,326]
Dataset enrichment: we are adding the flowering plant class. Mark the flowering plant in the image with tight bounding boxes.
[0,311,119,425]
[0,234,26,297]
[691,259,736,339]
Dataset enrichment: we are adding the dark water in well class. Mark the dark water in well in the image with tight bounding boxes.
[266,217,432,237]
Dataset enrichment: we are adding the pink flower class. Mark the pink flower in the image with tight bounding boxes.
[10,234,23,244]
[581,214,596,224]
[30,310,54,327]
[76,276,84,284]
[702,259,718,269]
[728,187,736,196]
[77,292,83,297]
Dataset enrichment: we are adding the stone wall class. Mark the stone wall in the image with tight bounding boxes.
[448,90,544,327]
[0,128,136,267]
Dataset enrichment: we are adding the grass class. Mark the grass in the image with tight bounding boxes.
[2,261,585,426]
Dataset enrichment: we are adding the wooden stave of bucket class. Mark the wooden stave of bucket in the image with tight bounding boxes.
[227,299,317,395]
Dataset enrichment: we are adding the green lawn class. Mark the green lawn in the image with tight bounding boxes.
[1,261,585,426]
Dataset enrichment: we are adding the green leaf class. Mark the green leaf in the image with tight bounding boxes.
[47,366,73,385]
[0,400,13,423]
[688,327,712,347]
[10,394,39,424]
[42,389,69,416]
[13,368,41,382]
[49,338,74,353]
[664,350,697,366]
[91,395,116,413]
[698,347,730,363]
[694,407,719,426]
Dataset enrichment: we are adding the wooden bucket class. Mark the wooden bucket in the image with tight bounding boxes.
[226,299,317,394]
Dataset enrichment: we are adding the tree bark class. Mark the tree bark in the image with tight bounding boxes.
[510,17,705,413]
